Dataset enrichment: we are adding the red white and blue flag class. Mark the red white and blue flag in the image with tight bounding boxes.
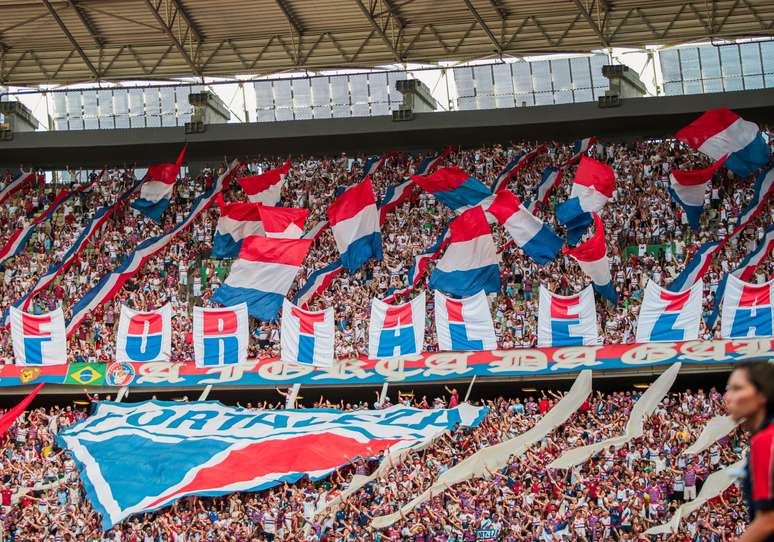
[668,156,727,231]
[116,304,172,363]
[383,227,450,304]
[10,307,67,366]
[193,304,249,367]
[485,189,562,264]
[429,206,500,297]
[302,220,329,241]
[212,196,265,259]
[555,156,615,245]
[560,136,598,167]
[66,161,241,336]
[720,275,773,339]
[416,146,455,176]
[212,235,312,321]
[131,146,186,222]
[434,290,496,351]
[281,299,334,367]
[327,176,382,273]
[635,280,703,343]
[293,260,344,309]
[676,109,770,178]
[732,165,774,234]
[667,240,722,293]
[537,285,598,347]
[361,151,397,180]
[56,401,487,529]
[260,205,309,239]
[237,161,291,206]
[412,167,493,213]
[563,213,617,305]
[378,178,415,224]
[528,166,564,212]
[0,170,35,205]
[490,145,547,193]
[368,292,425,359]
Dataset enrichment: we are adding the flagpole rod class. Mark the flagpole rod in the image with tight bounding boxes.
[197,384,213,402]
[379,382,389,406]
[286,383,301,409]
[115,386,129,403]
[464,375,477,403]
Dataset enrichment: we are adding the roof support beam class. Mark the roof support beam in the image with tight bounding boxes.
[487,0,509,21]
[353,0,401,61]
[573,0,609,47]
[144,0,200,75]
[462,0,502,53]
[381,0,407,28]
[70,0,104,48]
[275,0,304,35]
[40,0,100,79]
[167,0,203,42]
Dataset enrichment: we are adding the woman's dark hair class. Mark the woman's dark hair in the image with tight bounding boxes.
[733,361,774,417]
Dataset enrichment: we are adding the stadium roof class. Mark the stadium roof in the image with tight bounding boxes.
[0,0,772,86]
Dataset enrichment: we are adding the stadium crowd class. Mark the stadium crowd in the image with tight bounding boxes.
[0,384,749,541]
[0,137,771,362]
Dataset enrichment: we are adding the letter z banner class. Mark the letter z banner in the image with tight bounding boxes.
[57,400,488,529]
[116,304,172,363]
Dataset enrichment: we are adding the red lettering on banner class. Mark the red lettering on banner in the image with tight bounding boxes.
[22,314,52,336]
[202,311,238,335]
[128,313,163,335]
[383,304,413,328]
[659,289,692,311]
[550,296,580,319]
[739,284,771,307]
[291,307,326,334]
[445,299,465,323]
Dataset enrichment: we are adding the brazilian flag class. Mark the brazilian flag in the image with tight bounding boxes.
[65,363,106,386]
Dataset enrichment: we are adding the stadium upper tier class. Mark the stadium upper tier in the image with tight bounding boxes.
[0,136,770,373]
[0,0,772,85]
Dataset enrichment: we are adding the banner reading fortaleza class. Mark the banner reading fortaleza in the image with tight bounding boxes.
[58,401,488,529]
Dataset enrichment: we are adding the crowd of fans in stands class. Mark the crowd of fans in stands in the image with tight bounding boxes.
[0,385,748,541]
[2,137,772,362]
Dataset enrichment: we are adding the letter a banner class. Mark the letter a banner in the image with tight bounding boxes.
[116,304,172,363]
[635,280,703,343]
[720,274,773,339]
[537,286,598,347]
[434,290,496,351]
[57,400,488,529]
[193,304,249,367]
[10,306,67,366]
[280,299,334,367]
[368,292,425,359]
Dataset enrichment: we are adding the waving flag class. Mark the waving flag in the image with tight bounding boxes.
[237,161,291,205]
[383,227,450,304]
[193,304,249,367]
[0,189,78,266]
[635,280,703,343]
[561,137,598,167]
[293,260,344,309]
[537,285,598,347]
[429,206,499,297]
[677,109,770,178]
[58,401,486,529]
[668,156,727,231]
[490,145,547,193]
[212,196,264,259]
[0,170,35,205]
[707,223,774,329]
[485,189,562,264]
[213,236,312,321]
[416,146,455,176]
[412,167,493,213]
[259,205,308,239]
[732,165,774,234]
[327,177,382,273]
[8,180,142,320]
[303,220,329,241]
[555,156,615,245]
[281,299,334,367]
[10,307,67,366]
[667,240,722,293]
[379,178,415,224]
[529,166,564,212]
[563,213,617,304]
[368,292,426,359]
[434,290,496,351]
[361,151,397,180]
[66,161,241,336]
[131,146,186,222]
[720,275,773,339]
[116,304,172,363]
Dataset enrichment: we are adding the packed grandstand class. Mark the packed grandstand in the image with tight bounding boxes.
[0,126,768,541]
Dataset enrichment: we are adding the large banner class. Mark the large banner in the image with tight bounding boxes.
[10,307,67,366]
[280,299,335,368]
[635,280,703,343]
[720,275,773,339]
[1,338,769,388]
[116,304,172,363]
[434,290,496,351]
[368,293,426,359]
[57,401,488,529]
[538,286,598,347]
[192,304,249,368]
